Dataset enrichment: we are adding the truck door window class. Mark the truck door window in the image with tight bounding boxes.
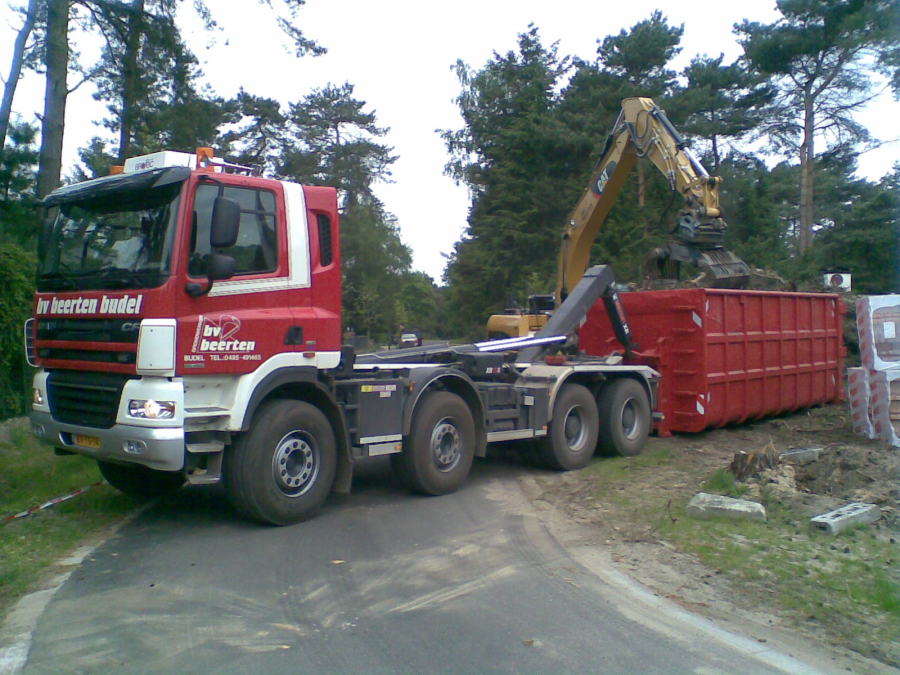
[189,184,278,277]
[317,214,333,267]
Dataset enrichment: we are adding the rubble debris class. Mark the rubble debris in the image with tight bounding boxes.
[810,502,881,535]
[779,446,822,464]
[686,492,767,522]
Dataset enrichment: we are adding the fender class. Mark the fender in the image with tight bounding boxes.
[401,367,487,457]
[239,366,324,430]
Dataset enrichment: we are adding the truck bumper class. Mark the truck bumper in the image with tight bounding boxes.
[29,410,185,472]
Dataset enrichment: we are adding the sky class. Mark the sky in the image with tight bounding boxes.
[2,0,898,283]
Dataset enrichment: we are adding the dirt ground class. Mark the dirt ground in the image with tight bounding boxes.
[525,403,899,672]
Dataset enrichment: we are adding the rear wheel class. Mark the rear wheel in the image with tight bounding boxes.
[225,400,336,525]
[538,383,599,470]
[97,460,184,498]
[392,391,475,495]
[597,379,650,457]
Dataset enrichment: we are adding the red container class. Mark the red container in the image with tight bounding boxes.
[579,289,845,435]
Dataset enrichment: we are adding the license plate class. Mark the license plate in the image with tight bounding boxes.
[74,434,101,449]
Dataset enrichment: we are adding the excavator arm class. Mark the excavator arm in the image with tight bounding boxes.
[486,97,750,340]
[557,97,748,301]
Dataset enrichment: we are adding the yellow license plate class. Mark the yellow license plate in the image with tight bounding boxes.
[74,434,101,449]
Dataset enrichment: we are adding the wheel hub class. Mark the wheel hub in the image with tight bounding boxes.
[621,399,639,439]
[431,419,461,472]
[272,430,319,497]
[563,405,588,451]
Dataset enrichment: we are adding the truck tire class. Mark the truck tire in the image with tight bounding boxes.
[538,383,599,470]
[97,460,184,498]
[392,391,475,496]
[597,378,650,457]
[224,399,336,525]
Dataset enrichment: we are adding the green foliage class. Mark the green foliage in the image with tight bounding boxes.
[736,0,898,156]
[0,243,36,419]
[675,55,772,169]
[340,201,412,341]
[272,82,412,341]
[281,82,395,204]
[596,10,683,98]
[702,469,748,497]
[808,164,899,293]
[441,26,577,335]
[0,420,137,615]
[217,90,286,172]
[736,0,900,251]
[0,120,39,247]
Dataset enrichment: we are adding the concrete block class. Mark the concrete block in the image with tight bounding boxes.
[779,446,822,464]
[686,492,767,522]
[810,502,881,535]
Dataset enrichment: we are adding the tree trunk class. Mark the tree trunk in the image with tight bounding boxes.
[798,94,815,252]
[118,0,145,162]
[0,0,38,155]
[36,0,70,200]
[637,161,645,208]
[711,133,720,172]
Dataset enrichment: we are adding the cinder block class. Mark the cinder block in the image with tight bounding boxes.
[686,492,767,522]
[779,446,822,464]
[810,502,881,535]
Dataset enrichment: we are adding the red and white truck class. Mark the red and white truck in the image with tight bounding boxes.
[26,149,658,524]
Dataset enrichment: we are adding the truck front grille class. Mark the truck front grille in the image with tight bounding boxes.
[47,371,135,429]
[37,318,141,343]
[38,348,136,364]
[36,318,139,367]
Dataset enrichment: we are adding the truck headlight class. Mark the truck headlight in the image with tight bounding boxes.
[128,399,176,419]
[33,387,44,405]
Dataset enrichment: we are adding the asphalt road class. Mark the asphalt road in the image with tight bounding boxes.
[20,456,817,674]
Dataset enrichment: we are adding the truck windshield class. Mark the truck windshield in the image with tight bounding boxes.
[38,179,183,292]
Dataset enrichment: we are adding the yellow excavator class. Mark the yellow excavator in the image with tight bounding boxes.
[487,96,750,338]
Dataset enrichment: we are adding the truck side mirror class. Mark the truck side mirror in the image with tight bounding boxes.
[207,252,236,281]
[185,253,235,297]
[210,196,240,249]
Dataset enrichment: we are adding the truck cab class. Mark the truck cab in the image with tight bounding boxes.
[29,150,341,479]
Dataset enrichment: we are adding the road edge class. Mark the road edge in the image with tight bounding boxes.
[0,504,151,675]
[514,473,899,675]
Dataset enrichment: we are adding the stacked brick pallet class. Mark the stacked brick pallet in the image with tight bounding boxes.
[848,295,900,447]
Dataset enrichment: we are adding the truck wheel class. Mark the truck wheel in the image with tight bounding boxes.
[538,383,599,470]
[225,399,336,525]
[597,379,650,457]
[392,391,475,495]
[97,460,184,498]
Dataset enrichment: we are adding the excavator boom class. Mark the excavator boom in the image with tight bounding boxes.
[487,97,750,339]
[558,97,749,301]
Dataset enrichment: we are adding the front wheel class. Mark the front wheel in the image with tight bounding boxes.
[597,379,651,457]
[224,400,336,525]
[97,460,184,498]
[392,391,475,495]
[537,383,600,470]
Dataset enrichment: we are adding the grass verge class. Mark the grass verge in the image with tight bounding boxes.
[582,442,899,666]
[0,418,139,618]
